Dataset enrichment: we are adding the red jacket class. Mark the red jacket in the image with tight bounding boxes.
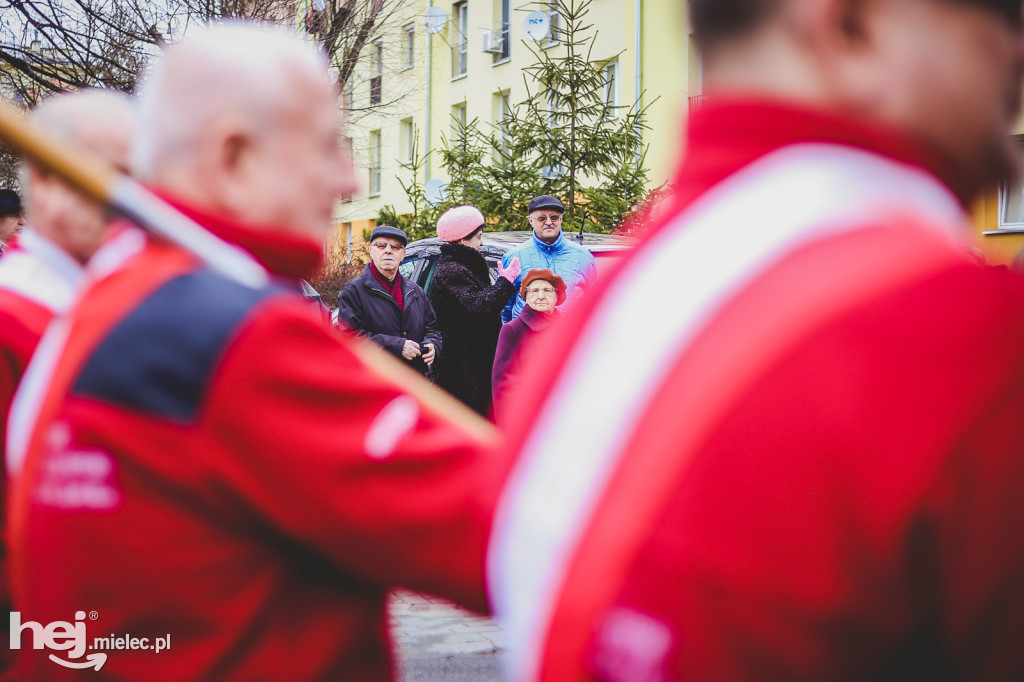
[488,100,1024,681]
[0,234,75,673]
[8,201,497,681]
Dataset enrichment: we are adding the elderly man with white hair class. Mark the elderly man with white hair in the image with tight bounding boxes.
[6,23,497,681]
[0,88,135,674]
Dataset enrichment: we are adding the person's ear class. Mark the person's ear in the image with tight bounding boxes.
[201,113,256,217]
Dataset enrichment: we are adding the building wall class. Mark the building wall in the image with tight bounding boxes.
[332,0,692,250]
[969,112,1024,266]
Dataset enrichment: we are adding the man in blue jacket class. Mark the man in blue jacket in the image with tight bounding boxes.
[500,195,596,322]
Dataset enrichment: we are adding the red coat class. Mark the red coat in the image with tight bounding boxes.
[0,233,78,673]
[488,101,1024,681]
[7,201,498,681]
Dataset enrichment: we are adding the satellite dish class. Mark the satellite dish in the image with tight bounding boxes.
[423,7,448,34]
[424,179,449,206]
[523,11,550,42]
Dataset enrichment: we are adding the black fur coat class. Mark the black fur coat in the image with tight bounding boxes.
[428,242,516,415]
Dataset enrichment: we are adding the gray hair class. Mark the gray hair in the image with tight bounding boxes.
[21,88,137,199]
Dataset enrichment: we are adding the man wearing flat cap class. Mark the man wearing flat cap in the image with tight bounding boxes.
[337,224,441,374]
[500,194,596,323]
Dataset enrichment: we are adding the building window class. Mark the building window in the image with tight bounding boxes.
[602,60,617,118]
[493,0,510,62]
[495,91,511,160]
[452,103,467,132]
[403,23,415,69]
[400,118,415,163]
[547,88,559,129]
[342,222,353,262]
[368,130,382,196]
[998,139,1024,228]
[453,1,468,77]
[341,136,355,202]
[370,39,383,106]
[341,81,354,112]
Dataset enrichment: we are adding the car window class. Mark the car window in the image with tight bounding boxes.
[399,258,418,281]
[420,256,439,292]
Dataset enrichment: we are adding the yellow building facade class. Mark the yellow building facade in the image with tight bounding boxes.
[332,0,694,253]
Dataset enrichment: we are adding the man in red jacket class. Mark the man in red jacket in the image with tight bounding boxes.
[489,1,1024,680]
[0,89,135,674]
[7,24,497,680]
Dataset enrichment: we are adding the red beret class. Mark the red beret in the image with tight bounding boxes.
[520,268,567,305]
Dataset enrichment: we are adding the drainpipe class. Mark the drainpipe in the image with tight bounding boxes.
[425,1,433,179]
[633,0,642,167]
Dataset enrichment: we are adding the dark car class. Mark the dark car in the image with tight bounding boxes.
[401,230,636,289]
[332,230,636,326]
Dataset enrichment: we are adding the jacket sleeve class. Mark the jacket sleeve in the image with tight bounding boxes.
[442,266,516,320]
[206,298,498,613]
[579,251,597,290]
[337,283,405,357]
[500,252,518,324]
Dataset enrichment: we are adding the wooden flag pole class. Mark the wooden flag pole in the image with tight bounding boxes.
[0,95,499,444]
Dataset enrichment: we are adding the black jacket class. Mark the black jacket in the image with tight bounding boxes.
[337,265,442,374]
[428,243,516,415]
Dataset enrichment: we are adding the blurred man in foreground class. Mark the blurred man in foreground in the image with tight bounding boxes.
[0,89,135,674]
[489,0,1024,679]
[7,24,496,680]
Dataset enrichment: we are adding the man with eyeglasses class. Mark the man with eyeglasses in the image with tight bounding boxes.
[499,195,595,323]
[337,225,441,374]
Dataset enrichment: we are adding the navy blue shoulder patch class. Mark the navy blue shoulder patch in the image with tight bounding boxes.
[72,269,282,422]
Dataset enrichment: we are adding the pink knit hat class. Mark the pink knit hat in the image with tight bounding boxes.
[437,205,485,242]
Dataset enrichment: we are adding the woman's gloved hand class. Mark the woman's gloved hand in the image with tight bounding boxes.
[498,256,522,283]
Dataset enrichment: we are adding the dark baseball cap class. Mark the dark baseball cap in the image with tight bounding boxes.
[528,195,564,213]
[370,225,408,246]
[0,189,22,218]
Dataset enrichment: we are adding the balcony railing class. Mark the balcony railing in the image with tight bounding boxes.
[688,95,707,116]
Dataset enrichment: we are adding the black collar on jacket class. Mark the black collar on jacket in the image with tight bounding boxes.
[439,242,489,282]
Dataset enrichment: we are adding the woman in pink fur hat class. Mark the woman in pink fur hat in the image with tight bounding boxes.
[428,205,520,416]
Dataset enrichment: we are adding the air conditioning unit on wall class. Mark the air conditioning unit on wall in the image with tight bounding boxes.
[482,29,504,54]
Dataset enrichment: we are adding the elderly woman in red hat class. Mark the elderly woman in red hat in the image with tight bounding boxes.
[491,267,566,410]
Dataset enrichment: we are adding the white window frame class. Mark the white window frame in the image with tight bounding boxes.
[496,91,511,160]
[602,60,618,118]
[453,103,468,131]
[997,137,1024,230]
[453,2,469,77]
[370,39,384,106]
[403,23,415,69]
[369,130,382,197]
[400,118,415,163]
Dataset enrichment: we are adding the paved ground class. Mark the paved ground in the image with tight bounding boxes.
[390,590,507,682]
